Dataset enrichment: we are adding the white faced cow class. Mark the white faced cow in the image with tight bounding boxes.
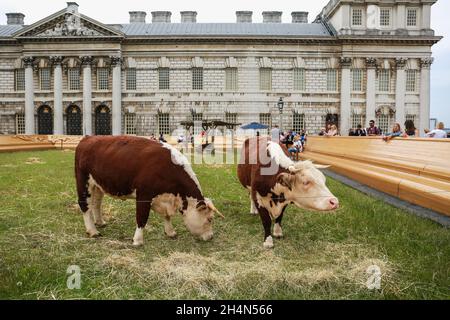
[237,137,339,249]
[75,136,223,246]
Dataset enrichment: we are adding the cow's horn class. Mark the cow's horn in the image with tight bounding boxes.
[206,199,225,219]
[314,164,331,169]
[289,165,301,173]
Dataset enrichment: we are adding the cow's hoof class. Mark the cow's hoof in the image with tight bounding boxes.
[87,230,101,238]
[166,231,177,239]
[95,222,107,228]
[263,236,274,249]
[132,241,144,247]
[273,224,283,238]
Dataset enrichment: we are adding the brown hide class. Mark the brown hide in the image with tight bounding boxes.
[75,136,204,219]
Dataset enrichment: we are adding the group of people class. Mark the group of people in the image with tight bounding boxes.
[271,125,308,159]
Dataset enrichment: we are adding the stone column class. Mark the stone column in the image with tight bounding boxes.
[365,58,377,128]
[419,58,433,137]
[23,57,35,135]
[81,56,93,136]
[395,58,407,127]
[111,56,122,136]
[340,57,352,136]
[51,56,64,135]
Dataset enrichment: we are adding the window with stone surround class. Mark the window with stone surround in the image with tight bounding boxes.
[352,8,363,26]
[293,68,306,91]
[15,113,25,134]
[259,68,272,91]
[97,68,109,90]
[159,68,170,90]
[192,68,203,90]
[68,68,80,91]
[378,70,390,92]
[126,68,136,91]
[225,112,237,125]
[407,8,418,27]
[14,69,25,91]
[406,70,417,92]
[293,112,305,132]
[191,111,203,135]
[377,114,392,135]
[39,68,51,91]
[259,113,272,134]
[352,69,363,92]
[158,113,170,135]
[225,68,238,91]
[327,69,338,91]
[124,113,137,135]
[351,114,365,129]
[380,9,391,27]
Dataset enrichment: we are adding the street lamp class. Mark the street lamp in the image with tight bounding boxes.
[277,97,284,131]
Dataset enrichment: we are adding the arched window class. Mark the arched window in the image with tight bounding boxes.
[66,105,82,135]
[37,105,53,134]
[95,105,111,135]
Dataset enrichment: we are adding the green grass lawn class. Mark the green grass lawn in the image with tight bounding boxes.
[0,150,449,300]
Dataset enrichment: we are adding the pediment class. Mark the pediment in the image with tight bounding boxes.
[14,10,123,39]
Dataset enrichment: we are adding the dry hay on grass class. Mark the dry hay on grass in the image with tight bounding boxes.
[102,241,397,299]
[25,157,45,165]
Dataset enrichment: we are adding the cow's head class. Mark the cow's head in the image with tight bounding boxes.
[182,198,224,241]
[276,161,339,211]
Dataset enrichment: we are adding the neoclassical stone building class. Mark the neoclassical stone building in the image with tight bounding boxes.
[0,1,441,136]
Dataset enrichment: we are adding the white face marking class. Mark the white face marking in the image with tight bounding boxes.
[161,142,202,193]
[133,227,144,246]
[267,141,294,170]
[182,197,214,240]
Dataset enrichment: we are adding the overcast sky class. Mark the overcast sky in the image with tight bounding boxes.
[1,0,449,127]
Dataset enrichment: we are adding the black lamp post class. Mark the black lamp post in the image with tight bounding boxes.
[277,97,284,131]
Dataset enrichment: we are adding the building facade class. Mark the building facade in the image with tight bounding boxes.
[0,1,441,136]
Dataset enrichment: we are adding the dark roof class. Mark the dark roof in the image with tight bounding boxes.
[119,23,331,37]
[0,25,24,37]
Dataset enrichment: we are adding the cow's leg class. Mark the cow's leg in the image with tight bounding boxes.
[164,216,177,238]
[273,205,287,239]
[91,186,106,228]
[76,170,100,238]
[133,199,151,246]
[258,206,274,249]
[250,194,258,215]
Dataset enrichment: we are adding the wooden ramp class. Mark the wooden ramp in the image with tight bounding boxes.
[300,137,450,217]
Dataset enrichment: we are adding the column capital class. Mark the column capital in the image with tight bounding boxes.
[80,56,94,67]
[395,58,407,70]
[365,57,378,69]
[339,57,352,68]
[110,56,122,67]
[420,58,434,69]
[50,56,64,65]
[22,56,35,68]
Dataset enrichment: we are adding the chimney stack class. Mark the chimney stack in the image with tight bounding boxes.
[129,11,146,23]
[66,2,79,14]
[6,13,25,25]
[236,11,252,23]
[151,11,171,23]
[180,11,197,23]
[262,11,282,23]
[291,11,308,23]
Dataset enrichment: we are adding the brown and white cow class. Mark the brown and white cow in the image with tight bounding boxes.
[75,136,223,246]
[237,137,339,249]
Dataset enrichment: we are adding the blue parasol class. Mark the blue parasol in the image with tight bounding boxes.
[240,122,269,130]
